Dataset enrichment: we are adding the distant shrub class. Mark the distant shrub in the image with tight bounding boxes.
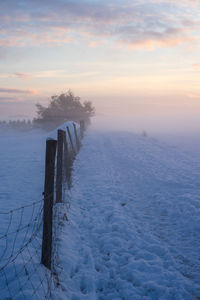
[141,130,148,137]
[33,90,95,130]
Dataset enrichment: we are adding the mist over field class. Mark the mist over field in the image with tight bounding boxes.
[1,0,200,298]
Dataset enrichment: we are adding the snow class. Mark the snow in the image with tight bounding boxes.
[0,129,48,299]
[56,130,200,299]
[1,124,200,299]
[0,130,45,211]
[0,120,79,212]
[0,122,80,299]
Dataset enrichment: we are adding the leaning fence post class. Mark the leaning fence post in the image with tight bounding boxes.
[56,129,64,203]
[73,123,80,152]
[67,126,76,156]
[41,139,57,270]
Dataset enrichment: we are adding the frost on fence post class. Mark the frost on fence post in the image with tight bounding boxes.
[80,120,85,139]
[73,123,81,152]
[63,131,72,187]
[56,129,64,204]
[41,138,57,270]
[67,126,76,156]
[63,131,69,180]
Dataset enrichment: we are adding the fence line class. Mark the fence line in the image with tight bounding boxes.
[0,120,85,299]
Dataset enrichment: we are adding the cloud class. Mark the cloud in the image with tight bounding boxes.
[0,96,16,102]
[118,26,195,49]
[188,93,200,99]
[89,41,103,48]
[0,88,38,95]
[0,0,199,49]
[0,70,99,80]
[0,72,32,79]
[14,72,32,79]
[191,63,200,70]
[151,0,200,6]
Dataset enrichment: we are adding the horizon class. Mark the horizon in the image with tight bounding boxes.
[0,0,200,133]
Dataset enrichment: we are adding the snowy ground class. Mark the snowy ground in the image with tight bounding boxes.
[0,130,48,299]
[0,129,45,211]
[0,123,80,299]
[56,130,200,300]
[1,126,200,299]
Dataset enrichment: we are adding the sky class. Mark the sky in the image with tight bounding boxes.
[0,0,200,133]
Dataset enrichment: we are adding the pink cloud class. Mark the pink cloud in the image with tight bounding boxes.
[13,73,33,79]
[187,93,200,99]
[0,88,38,95]
[0,0,199,50]
[0,26,72,47]
[89,40,103,48]
[117,25,197,49]
[191,63,200,70]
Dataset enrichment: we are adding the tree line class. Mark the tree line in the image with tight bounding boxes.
[0,120,33,131]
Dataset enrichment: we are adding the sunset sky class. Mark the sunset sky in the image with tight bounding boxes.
[1,0,200,132]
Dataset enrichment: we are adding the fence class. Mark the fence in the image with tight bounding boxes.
[0,121,85,299]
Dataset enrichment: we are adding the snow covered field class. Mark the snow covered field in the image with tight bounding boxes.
[0,122,80,299]
[0,130,45,211]
[57,130,200,300]
[0,130,49,299]
[1,126,200,299]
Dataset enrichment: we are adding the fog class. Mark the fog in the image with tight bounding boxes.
[1,93,200,156]
[86,93,200,144]
[91,112,200,135]
[91,113,200,157]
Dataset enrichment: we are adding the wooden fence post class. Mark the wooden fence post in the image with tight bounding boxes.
[80,120,85,139]
[41,139,57,270]
[56,129,64,203]
[63,131,69,176]
[67,126,76,156]
[73,123,80,152]
[63,131,73,188]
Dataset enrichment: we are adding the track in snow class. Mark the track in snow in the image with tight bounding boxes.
[57,131,200,300]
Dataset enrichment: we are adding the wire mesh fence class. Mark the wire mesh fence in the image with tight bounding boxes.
[0,199,52,299]
[0,121,84,299]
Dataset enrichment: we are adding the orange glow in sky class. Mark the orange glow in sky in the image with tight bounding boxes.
[0,0,200,132]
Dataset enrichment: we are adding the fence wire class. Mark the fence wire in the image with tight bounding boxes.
[0,123,83,299]
[0,194,57,299]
